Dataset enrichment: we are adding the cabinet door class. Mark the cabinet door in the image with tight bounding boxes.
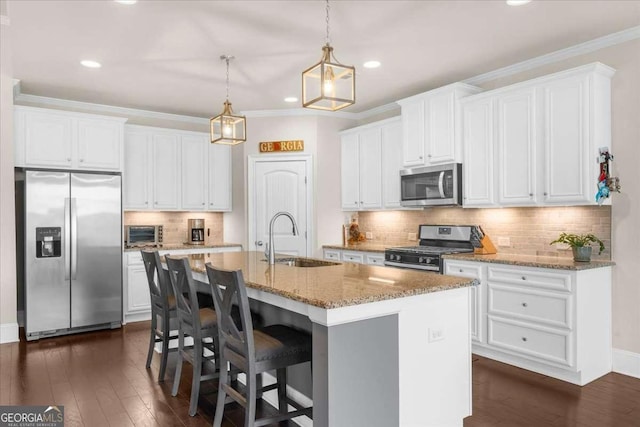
[126,265,151,313]
[426,91,456,164]
[341,134,360,210]
[541,76,591,204]
[462,99,496,207]
[382,120,403,208]
[77,118,123,171]
[401,101,425,167]
[181,134,208,210]
[497,89,536,205]
[358,128,383,210]
[123,130,152,209]
[208,143,232,211]
[24,111,73,168]
[152,134,180,210]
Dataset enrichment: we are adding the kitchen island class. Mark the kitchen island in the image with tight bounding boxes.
[178,251,475,427]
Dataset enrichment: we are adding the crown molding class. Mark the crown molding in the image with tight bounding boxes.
[463,25,640,86]
[0,15,10,26]
[14,93,210,125]
[241,107,356,119]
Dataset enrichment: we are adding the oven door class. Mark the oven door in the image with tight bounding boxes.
[126,226,158,246]
[400,163,462,207]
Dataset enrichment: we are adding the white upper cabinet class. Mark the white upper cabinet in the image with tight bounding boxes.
[541,74,593,204]
[123,125,232,212]
[123,130,152,209]
[462,62,614,208]
[14,106,125,171]
[497,88,537,205]
[397,83,482,168]
[340,117,402,211]
[381,118,403,209]
[208,143,232,211]
[181,134,208,210]
[462,98,496,207]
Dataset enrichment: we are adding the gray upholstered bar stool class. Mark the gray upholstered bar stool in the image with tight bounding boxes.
[165,256,219,417]
[205,263,313,427]
[141,250,178,382]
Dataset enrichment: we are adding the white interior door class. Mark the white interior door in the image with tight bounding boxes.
[251,158,310,257]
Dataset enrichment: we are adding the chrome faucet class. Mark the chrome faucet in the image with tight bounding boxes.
[266,211,298,265]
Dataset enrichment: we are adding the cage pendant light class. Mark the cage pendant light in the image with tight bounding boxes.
[211,55,246,145]
[302,0,355,111]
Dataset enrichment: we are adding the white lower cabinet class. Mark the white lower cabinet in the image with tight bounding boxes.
[323,248,385,266]
[123,246,242,323]
[444,259,612,385]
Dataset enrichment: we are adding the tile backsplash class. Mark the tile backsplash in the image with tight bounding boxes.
[124,211,224,245]
[356,206,612,260]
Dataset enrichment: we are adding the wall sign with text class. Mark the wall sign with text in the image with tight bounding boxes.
[259,140,304,153]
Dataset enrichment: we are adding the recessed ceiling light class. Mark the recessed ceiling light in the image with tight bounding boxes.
[284,97,298,103]
[115,0,138,4]
[363,60,381,69]
[506,0,532,5]
[80,60,102,69]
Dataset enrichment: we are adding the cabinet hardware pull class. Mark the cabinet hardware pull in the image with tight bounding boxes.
[529,193,533,197]
[522,337,528,342]
[544,192,548,196]
[79,159,84,162]
[66,158,71,161]
[419,156,423,159]
[522,302,528,307]
[521,276,526,280]
[427,154,432,158]
[459,269,463,272]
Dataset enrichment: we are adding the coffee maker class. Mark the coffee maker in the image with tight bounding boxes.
[187,219,205,245]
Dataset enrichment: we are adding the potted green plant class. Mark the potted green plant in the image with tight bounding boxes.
[550,232,605,262]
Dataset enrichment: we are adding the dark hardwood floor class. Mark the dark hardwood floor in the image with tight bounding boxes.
[1,322,639,426]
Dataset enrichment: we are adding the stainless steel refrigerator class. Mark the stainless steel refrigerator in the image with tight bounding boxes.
[20,170,122,341]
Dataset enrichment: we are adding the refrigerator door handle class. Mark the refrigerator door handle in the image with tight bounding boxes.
[64,197,71,280]
[71,198,78,280]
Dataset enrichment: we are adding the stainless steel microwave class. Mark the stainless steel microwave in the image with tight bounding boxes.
[400,163,463,207]
[124,225,164,247]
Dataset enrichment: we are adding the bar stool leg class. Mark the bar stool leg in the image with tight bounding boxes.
[213,363,228,427]
[146,313,157,369]
[172,329,184,397]
[245,370,257,427]
[158,316,170,382]
[277,368,287,413]
[189,340,203,416]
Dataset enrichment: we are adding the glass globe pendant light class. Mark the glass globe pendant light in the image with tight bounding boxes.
[211,55,246,145]
[302,0,355,111]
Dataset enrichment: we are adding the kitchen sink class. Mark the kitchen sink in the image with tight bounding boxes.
[268,257,341,268]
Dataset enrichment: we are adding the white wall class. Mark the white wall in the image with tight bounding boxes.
[0,0,18,343]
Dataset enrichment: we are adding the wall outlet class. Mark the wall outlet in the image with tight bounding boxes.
[365,231,373,239]
[428,328,445,343]
[497,237,511,247]
[408,232,417,241]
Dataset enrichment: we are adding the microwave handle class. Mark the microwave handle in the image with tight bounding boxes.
[438,171,445,198]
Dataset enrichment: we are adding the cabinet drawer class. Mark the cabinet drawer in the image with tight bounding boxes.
[342,251,364,264]
[444,262,482,279]
[488,284,572,329]
[324,250,341,261]
[488,316,573,367]
[366,253,385,265]
[488,266,571,292]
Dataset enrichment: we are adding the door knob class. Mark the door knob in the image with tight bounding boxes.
[255,241,263,246]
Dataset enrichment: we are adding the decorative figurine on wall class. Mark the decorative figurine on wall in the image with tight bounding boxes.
[595,146,621,205]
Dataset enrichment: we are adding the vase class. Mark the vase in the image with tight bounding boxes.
[572,246,592,262]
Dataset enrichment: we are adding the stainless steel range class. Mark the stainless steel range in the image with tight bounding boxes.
[385,225,482,273]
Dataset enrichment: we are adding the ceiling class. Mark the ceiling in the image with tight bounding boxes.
[7,0,640,117]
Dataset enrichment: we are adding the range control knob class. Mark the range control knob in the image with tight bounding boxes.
[395,255,402,261]
[418,257,425,263]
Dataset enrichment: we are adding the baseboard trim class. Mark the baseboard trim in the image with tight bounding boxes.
[0,322,20,344]
[236,372,313,427]
[613,348,640,379]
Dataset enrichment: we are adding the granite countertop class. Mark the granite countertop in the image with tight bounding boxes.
[443,252,615,271]
[171,251,475,309]
[322,243,393,253]
[124,242,242,252]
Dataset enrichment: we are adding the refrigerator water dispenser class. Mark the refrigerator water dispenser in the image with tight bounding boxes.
[36,227,61,258]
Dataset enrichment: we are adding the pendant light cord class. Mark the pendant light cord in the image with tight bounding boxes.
[325,0,330,45]
[225,56,230,102]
